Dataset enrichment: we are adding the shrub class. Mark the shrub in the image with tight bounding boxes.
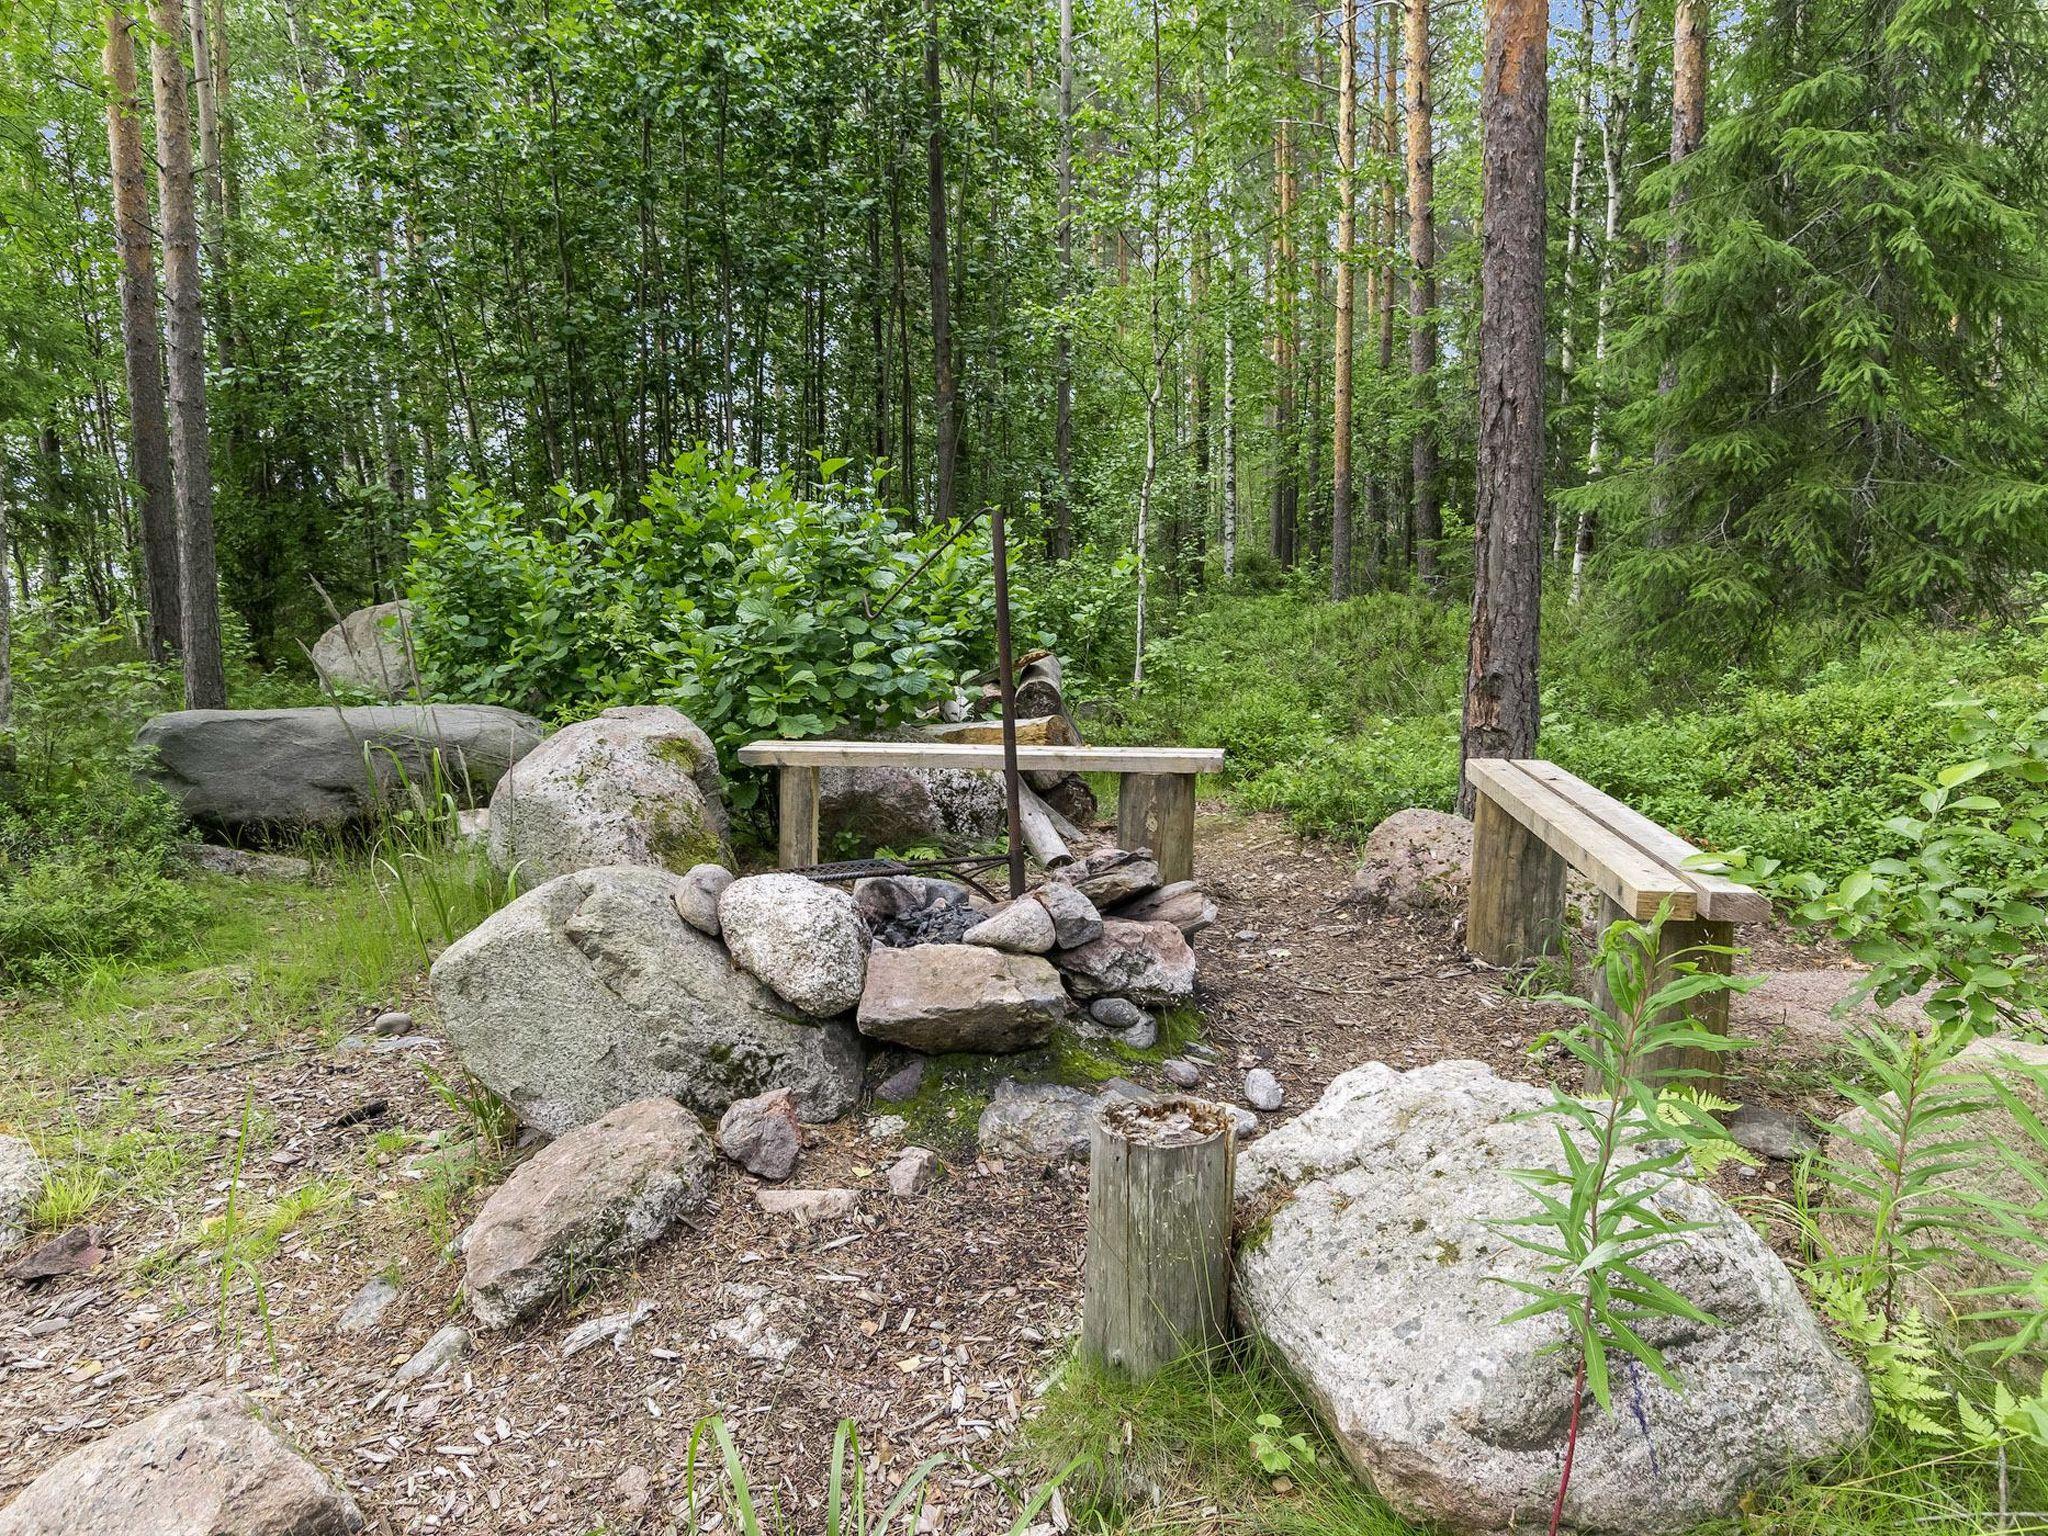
[406,450,1007,803]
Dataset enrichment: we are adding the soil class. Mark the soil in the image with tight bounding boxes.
[0,804,1864,1533]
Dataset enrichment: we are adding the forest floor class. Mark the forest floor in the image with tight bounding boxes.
[0,804,1869,1534]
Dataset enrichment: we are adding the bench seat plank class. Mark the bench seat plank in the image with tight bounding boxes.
[1516,760,1771,924]
[1465,759,1698,922]
[737,741,1225,776]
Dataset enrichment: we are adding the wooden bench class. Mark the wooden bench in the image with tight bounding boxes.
[736,741,1226,883]
[1464,758,1771,1081]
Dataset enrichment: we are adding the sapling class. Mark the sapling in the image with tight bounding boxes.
[1496,907,1752,1536]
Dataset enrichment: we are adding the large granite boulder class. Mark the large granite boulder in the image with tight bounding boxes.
[0,1135,43,1251]
[1349,807,1472,913]
[462,1097,714,1329]
[430,866,863,1134]
[1054,918,1195,1007]
[310,598,418,698]
[0,1386,363,1535]
[488,706,729,884]
[818,736,1007,855]
[857,944,1067,1052]
[1824,1035,2048,1379]
[718,873,867,1017]
[1235,1059,1871,1534]
[138,704,544,836]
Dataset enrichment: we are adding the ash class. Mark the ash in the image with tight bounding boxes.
[867,901,982,949]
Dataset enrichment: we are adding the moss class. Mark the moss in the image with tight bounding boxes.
[647,798,724,871]
[652,735,707,774]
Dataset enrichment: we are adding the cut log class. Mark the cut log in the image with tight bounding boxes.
[1018,784,1074,868]
[1014,653,1067,722]
[919,715,1082,748]
[1082,1096,1235,1377]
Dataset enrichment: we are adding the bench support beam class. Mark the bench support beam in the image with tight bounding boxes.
[1467,790,1569,967]
[1117,772,1197,885]
[1587,898,1735,1092]
[777,765,820,871]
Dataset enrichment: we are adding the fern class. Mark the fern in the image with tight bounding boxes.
[1809,1271,1953,1439]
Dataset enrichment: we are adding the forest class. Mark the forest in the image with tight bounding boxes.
[5,0,2048,1526]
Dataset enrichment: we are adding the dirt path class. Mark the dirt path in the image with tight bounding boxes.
[0,805,1840,1532]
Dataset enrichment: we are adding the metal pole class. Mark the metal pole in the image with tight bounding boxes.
[989,504,1028,900]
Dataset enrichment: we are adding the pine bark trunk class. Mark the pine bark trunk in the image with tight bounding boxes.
[103,2,182,663]
[1330,0,1360,599]
[1053,0,1075,557]
[1269,114,1297,567]
[1460,0,1549,814]
[150,0,227,709]
[1404,0,1440,589]
[924,3,958,525]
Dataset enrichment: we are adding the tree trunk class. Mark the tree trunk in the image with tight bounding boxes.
[150,0,227,709]
[1554,0,1594,557]
[1053,0,1075,557]
[185,0,231,367]
[1331,0,1360,599]
[1460,0,1549,814]
[1220,17,1240,580]
[1269,110,1297,567]
[103,2,182,663]
[1374,7,1400,580]
[1404,0,1440,589]
[924,3,958,524]
[1650,0,1708,543]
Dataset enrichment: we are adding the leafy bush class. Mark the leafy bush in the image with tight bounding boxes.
[406,450,1007,801]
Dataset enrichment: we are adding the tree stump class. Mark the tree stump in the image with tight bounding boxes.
[1081,1096,1235,1378]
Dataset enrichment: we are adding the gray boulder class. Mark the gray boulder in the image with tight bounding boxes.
[0,1135,44,1251]
[430,866,863,1134]
[962,898,1058,954]
[718,874,867,1017]
[0,1386,363,1535]
[310,598,418,698]
[1235,1059,1872,1535]
[857,944,1067,1053]
[674,863,733,937]
[1348,807,1473,913]
[1109,880,1217,937]
[463,1097,713,1329]
[1055,918,1196,1007]
[1732,968,1931,1056]
[138,704,544,836]
[1049,847,1160,908]
[819,746,1007,855]
[1033,881,1103,948]
[488,706,729,884]
[976,1081,1101,1163]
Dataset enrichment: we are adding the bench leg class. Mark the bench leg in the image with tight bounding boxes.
[777,766,820,870]
[1587,899,1735,1091]
[1466,790,1568,967]
[1118,772,1196,885]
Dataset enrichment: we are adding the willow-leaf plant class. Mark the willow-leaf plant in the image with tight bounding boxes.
[1495,908,1753,1536]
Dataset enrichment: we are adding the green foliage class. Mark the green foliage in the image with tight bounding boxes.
[1248,1412,1318,1477]
[407,450,1002,794]
[1499,911,1753,1417]
[1782,694,2048,1035]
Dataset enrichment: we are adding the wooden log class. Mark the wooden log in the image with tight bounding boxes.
[1586,896,1736,1091]
[1118,772,1197,884]
[1081,1097,1235,1378]
[1015,653,1067,722]
[918,715,1082,747]
[776,765,820,870]
[1465,788,1568,967]
[1017,784,1074,868]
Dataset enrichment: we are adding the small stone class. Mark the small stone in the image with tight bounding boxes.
[673,863,733,937]
[1031,881,1104,948]
[1727,1103,1820,1161]
[1244,1068,1284,1113]
[717,1088,803,1181]
[888,1146,939,1196]
[710,1284,811,1365]
[1220,1102,1259,1138]
[371,1033,439,1054]
[1163,1058,1200,1089]
[1089,997,1143,1030]
[874,1058,927,1102]
[614,1464,653,1516]
[560,1299,657,1358]
[976,1081,1100,1164]
[961,898,1058,954]
[455,807,490,845]
[393,1322,470,1386]
[866,1114,909,1141]
[371,1010,412,1036]
[755,1187,857,1222]
[1120,1013,1159,1050]
[333,1035,369,1057]
[335,1276,399,1334]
